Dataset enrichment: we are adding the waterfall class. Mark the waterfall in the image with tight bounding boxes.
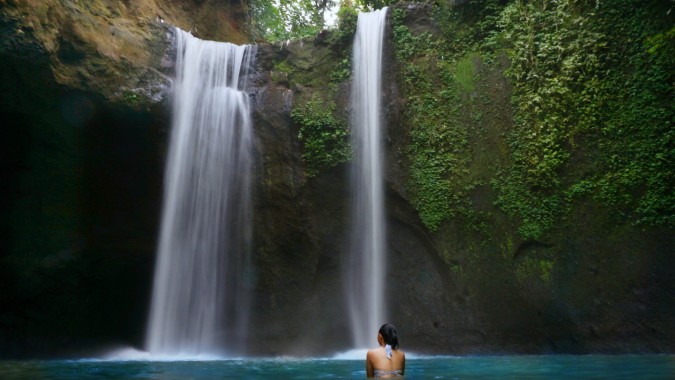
[146,29,255,356]
[347,7,388,348]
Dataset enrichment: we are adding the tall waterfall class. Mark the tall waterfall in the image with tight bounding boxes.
[347,7,388,348]
[146,29,255,356]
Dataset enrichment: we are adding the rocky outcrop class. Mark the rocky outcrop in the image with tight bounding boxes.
[1,0,249,108]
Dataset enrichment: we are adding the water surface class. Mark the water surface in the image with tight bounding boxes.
[0,355,673,379]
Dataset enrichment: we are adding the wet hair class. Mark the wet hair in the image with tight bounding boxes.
[379,323,399,349]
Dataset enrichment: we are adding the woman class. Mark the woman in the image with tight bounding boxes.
[366,323,405,378]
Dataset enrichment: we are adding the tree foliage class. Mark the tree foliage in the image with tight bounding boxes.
[249,0,338,41]
[248,0,399,42]
[354,0,397,11]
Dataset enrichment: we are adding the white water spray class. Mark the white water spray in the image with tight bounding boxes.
[347,7,388,348]
[146,29,255,356]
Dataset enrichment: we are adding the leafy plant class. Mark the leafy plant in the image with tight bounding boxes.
[292,96,352,176]
[329,1,359,47]
[392,7,476,231]
[493,0,674,237]
[249,0,335,42]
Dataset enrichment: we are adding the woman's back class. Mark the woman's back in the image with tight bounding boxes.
[366,346,405,378]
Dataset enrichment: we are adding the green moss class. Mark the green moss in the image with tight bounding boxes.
[329,57,351,84]
[492,0,674,238]
[392,6,491,232]
[273,60,292,73]
[454,53,478,93]
[392,0,673,240]
[291,96,351,177]
[500,234,514,259]
[270,60,292,83]
[515,257,554,285]
[539,259,554,284]
[449,261,464,280]
[122,90,140,106]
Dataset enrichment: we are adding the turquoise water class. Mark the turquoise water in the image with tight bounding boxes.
[0,355,673,379]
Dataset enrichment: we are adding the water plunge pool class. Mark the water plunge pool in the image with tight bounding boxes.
[0,355,673,379]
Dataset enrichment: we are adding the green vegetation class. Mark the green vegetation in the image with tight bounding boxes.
[494,0,674,238]
[291,96,351,177]
[392,6,485,231]
[393,8,452,230]
[515,257,554,285]
[454,54,478,93]
[262,0,673,237]
[122,90,140,106]
[329,2,359,46]
[353,0,397,11]
[329,57,352,83]
[278,2,359,177]
[248,0,397,43]
[393,0,674,237]
[590,4,674,227]
[328,3,359,83]
[257,1,359,178]
[249,0,333,42]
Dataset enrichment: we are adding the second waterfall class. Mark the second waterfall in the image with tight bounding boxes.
[347,7,389,348]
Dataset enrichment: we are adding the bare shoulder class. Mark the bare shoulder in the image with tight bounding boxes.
[367,348,383,361]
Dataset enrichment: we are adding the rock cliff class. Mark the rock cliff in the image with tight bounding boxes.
[0,0,249,357]
[0,0,672,358]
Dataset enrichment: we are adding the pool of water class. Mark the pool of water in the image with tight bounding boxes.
[0,355,673,379]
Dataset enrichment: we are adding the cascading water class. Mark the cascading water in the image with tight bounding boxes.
[347,7,388,348]
[146,29,255,356]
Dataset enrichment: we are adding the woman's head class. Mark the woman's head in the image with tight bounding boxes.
[378,323,399,349]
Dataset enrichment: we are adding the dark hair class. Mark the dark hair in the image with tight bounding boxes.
[379,323,399,349]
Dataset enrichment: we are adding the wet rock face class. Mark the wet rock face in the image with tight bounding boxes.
[246,3,674,356]
[0,84,165,358]
[1,0,673,358]
[245,31,461,355]
[0,0,250,357]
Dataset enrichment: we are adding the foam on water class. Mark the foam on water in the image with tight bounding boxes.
[99,346,435,362]
[331,348,370,360]
[100,347,233,362]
